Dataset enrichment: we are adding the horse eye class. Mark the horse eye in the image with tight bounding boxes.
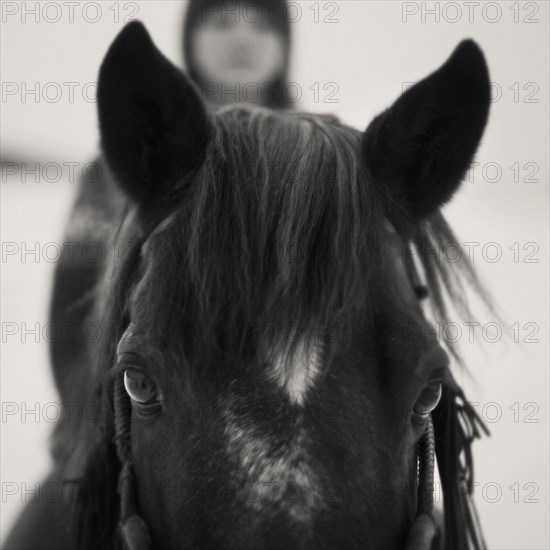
[412,381,442,424]
[124,368,159,405]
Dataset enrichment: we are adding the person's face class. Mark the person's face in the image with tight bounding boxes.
[192,14,286,87]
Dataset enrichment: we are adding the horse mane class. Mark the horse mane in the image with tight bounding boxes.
[410,212,494,362]
[71,106,491,549]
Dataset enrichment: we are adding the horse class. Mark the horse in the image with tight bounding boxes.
[4,21,492,550]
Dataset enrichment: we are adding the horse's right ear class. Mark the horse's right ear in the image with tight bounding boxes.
[98,21,211,204]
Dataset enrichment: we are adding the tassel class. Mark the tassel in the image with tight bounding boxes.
[433,381,489,550]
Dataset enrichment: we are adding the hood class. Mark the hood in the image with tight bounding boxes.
[182,0,292,108]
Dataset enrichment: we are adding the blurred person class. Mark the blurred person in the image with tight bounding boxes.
[44,2,293,422]
[183,0,292,108]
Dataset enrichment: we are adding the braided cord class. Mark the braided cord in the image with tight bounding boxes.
[113,374,152,550]
[417,415,436,517]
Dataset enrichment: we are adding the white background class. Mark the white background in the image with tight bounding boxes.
[1,1,549,548]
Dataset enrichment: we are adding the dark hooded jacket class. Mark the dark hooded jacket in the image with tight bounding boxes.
[182,0,292,109]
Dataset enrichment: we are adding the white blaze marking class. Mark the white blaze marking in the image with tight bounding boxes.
[224,418,320,524]
[268,337,323,406]
[222,332,325,524]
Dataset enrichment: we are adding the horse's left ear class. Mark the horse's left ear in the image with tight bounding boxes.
[97,21,211,204]
[363,40,490,228]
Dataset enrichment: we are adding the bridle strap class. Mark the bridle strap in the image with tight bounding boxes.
[405,415,439,550]
[417,415,436,517]
[114,375,152,550]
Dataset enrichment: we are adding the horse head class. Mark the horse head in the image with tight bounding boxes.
[78,21,491,550]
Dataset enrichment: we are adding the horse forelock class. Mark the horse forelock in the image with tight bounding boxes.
[120,108,388,380]
[97,104,492,401]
